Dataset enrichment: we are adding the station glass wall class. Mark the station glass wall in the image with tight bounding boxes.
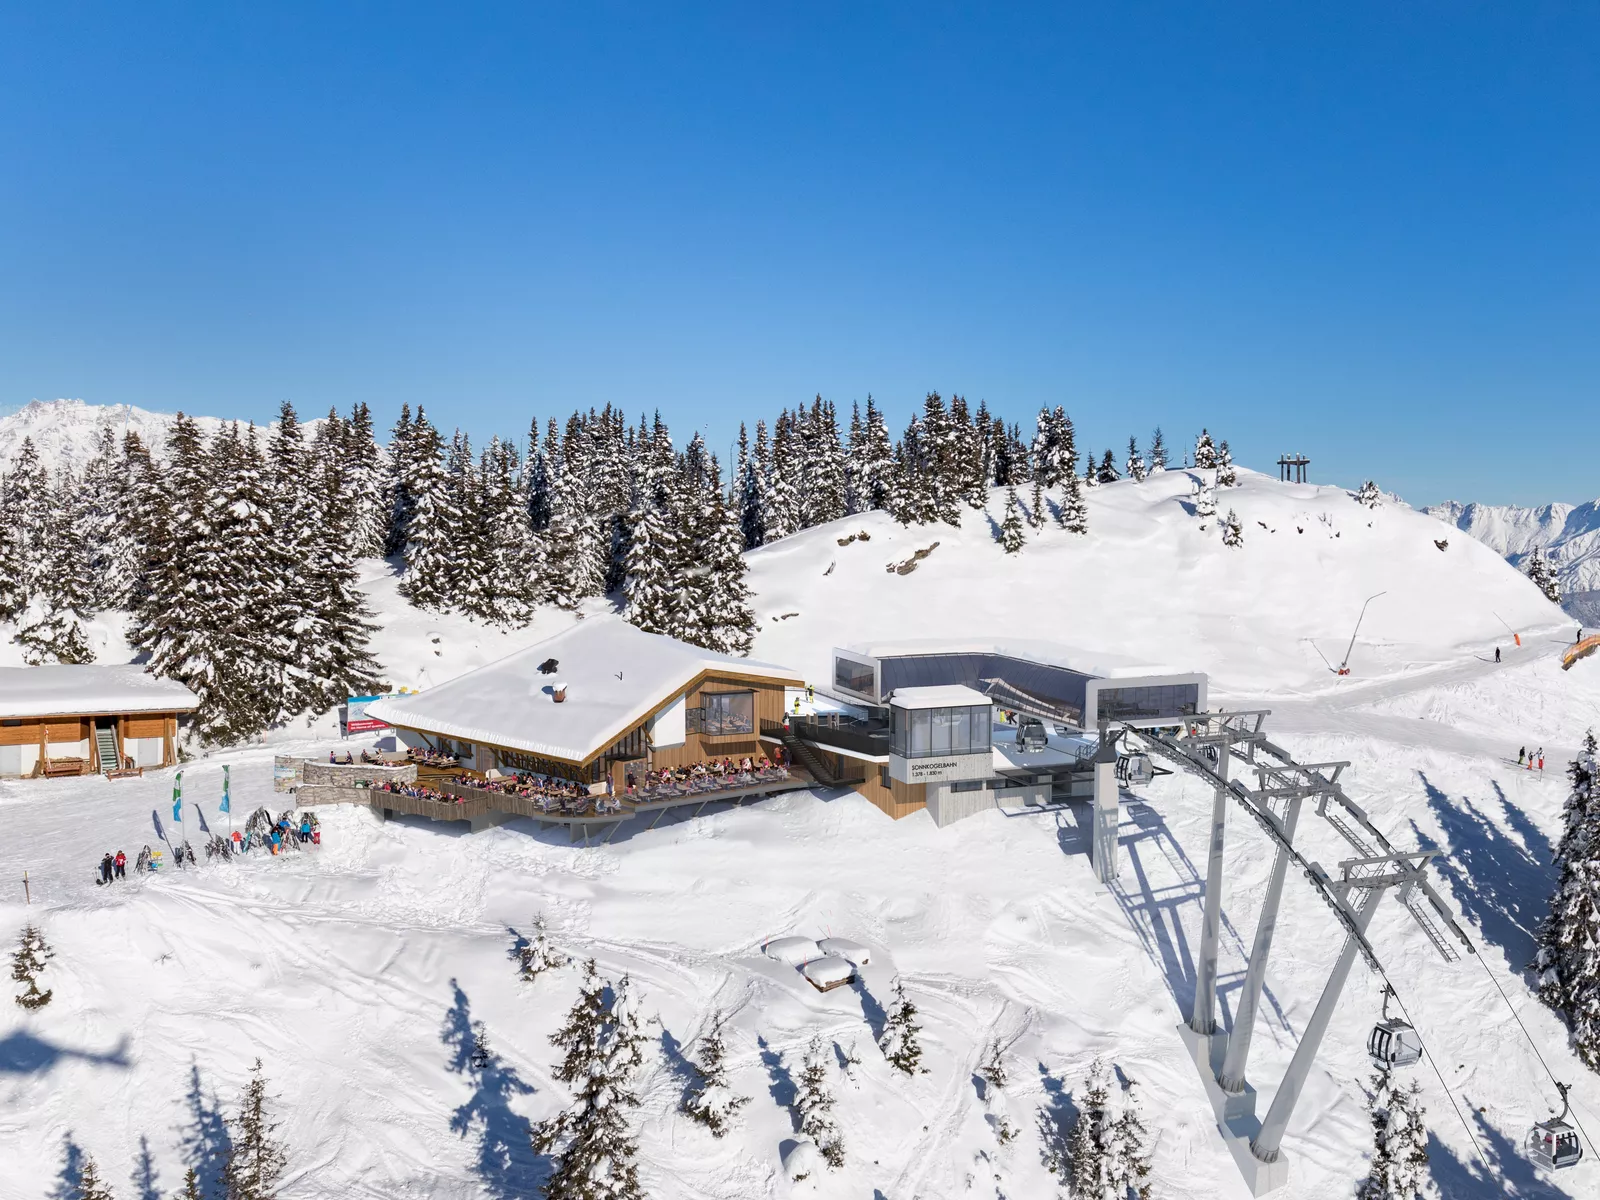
[890,704,994,758]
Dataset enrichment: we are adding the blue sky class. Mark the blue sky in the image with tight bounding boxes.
[1,4,1595,505]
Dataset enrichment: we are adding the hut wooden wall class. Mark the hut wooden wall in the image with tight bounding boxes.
[852,768,926,820]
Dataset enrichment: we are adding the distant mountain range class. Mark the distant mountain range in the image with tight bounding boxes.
[1424,498,1600,623]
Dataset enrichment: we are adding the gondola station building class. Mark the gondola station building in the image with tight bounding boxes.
[0,664,198,778]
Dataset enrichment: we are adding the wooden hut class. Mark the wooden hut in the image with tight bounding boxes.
[0,664,199,778]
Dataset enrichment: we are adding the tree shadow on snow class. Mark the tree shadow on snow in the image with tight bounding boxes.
[131,1134,161,1200]
[177,1062,233,1200]
[1035,1063,1080,1168]
[757,1036,797,1117]
[442,979,546,1199]
[0,1029,131,1075]
[658,1025,700,1110]
[852,976,889,1043]
[1414,774,1555,974]
[49,1134,88,1200]
[1426,1106,1578,1199]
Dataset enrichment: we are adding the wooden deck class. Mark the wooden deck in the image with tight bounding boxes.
[361,768,815,843]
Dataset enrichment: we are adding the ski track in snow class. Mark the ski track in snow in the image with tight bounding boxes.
[3,469,1600,1198]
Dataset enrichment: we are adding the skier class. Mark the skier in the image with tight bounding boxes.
[98,853,114,885]
[231,829,243,853]
[114,850,126,880]
[1519,747,1526,767]
[1537,749,1545,773]
[1495,647,1501,663]
[299,815,312,844]
[269,827,281,854]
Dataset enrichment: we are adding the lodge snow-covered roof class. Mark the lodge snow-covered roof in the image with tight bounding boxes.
[0,664,200,718]
[364,614,801,764]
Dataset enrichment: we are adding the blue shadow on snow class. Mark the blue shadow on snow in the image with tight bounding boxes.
[442,979,546,1199]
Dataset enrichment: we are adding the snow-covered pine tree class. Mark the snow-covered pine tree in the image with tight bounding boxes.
[1097,449,1120,484]
[1147,427,1168,473]
[1029,476,1046,530]
[1525,550,1562,605]
[1030,408,1061,487]
[223,1058,287,1200]
[795,1035,844,1168]
[952,395,988,510]
[544,450,605,609]
[764,410,800,542]
[804,395,848,528]
[515,914,568,983]
[1125,437,1146,483]
[1354,480,1382,509]
[695,468,755,656]
[343,402,389,557]
[0,513,23,623]
[16,470,98,662]
[979,1040,1015,1144]
[1194,428,1219,470]
[266,402,321,712]
[921,392,964,527]
[1216,440,1238,488]
[178,1166,204,1200]
[999,485,1026,554]
[1057,1061,1153,1200]
[1195,476,1217,530]
[78,424,133,612]
[624,427,684,638]
[890,414,934,525]
[1357,1067,1428,1200]
[532,961,648,1200]
[1221,509,1244,548]
[3,437,51,594]
[1082,449,1099,489]
[853,396,895,514]
[1533,730,1600,1067]
[301,454,382,710]
[526,417,555,533]
[682,1012,749,1138]
[397,412,458,612]
[1112,1075,1153,1200]
[878,978,925,1074]
[738,420,769,550]
[12,923,54,1009]
[383,403,416,557]
[74,1153,114,1200]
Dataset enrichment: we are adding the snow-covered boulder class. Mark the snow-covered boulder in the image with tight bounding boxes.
[817,937,871,966]
[763,936,821,966]
[782,1137,824,1182]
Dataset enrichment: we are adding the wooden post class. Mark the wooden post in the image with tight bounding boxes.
[22,871,29,904]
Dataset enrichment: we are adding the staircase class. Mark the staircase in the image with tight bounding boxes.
[94,721,119,774]
[781,732,865,788]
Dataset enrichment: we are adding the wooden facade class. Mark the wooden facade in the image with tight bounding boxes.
[0,710,182,778]
[850,766,927,820]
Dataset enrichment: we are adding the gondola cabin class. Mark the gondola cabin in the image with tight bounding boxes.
[1527,1120,1583,1170]
[1366,1020,1423,1069]
[0,664,198,778]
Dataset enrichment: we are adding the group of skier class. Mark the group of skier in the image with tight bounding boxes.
[95,851,127,884]
[1518,746,1545,772]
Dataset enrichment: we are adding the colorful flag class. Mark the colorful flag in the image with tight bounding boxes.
[194,805,210,835]
[151,810,168,843]
[219,765,231,814]
[172,771,183,822]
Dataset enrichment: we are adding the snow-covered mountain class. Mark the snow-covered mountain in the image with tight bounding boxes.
[1425,497,1600,622]
[0,398,323,471]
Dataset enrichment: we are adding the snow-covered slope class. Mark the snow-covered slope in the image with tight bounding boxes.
[1426,497,1600,621]
[4,469,1600,1200]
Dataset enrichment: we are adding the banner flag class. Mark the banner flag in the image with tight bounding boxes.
[152,810,168,843]
[172,771,183,822]
[195,805,210,835]
[219,765,231,814]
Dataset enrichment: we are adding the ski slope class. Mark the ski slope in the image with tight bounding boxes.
[3,469,1599,1200]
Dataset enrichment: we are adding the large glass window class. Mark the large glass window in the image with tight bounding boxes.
[702,691,755,735]
[833,656,877,697]
[891,704,993,758]
[1096,684,1200,723]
